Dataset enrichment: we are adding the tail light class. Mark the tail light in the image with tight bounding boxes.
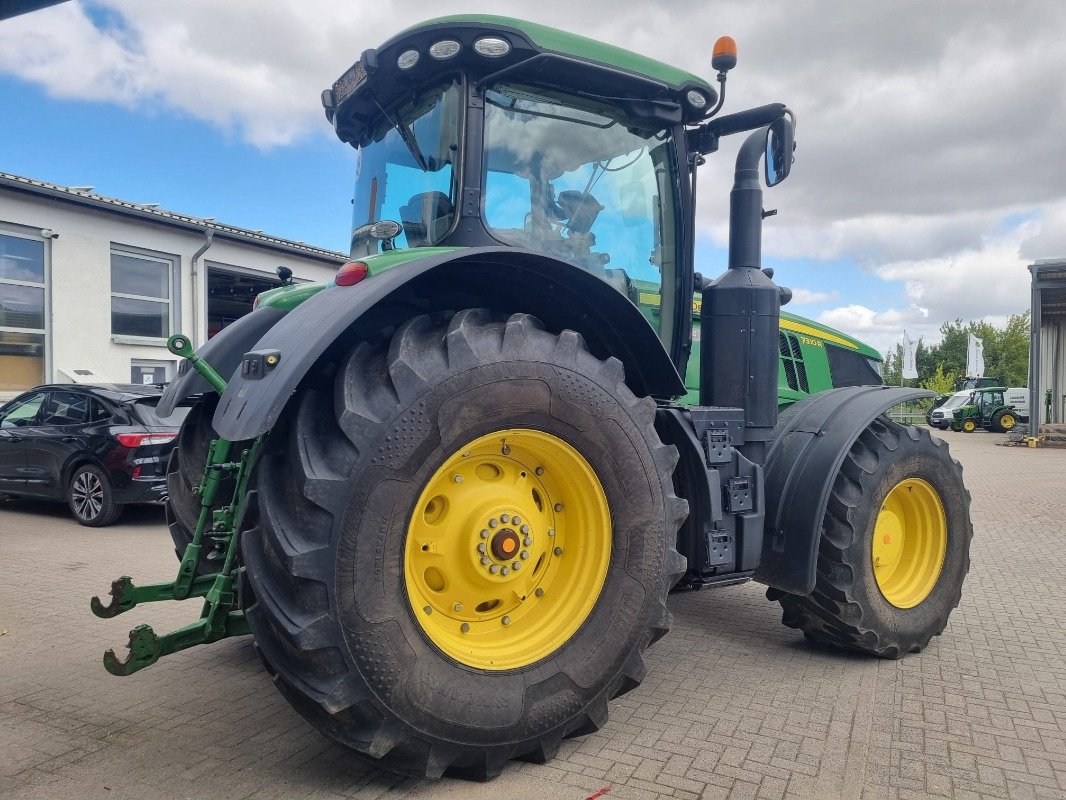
[116,432,177,448]
[336,261,369,286]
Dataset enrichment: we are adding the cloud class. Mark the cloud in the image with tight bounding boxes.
[2,0,1063,350]
[788,288,838,306]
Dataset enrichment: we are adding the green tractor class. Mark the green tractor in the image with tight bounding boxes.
[950,387,1019,433]
[92,16,972,780]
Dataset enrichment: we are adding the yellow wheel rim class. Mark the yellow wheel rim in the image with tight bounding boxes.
[1001,413,1015,429]
[871,478,947,608]
[962,420,976,432]
[404,429,611,670]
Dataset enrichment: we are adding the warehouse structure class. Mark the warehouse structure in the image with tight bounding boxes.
[0,172,346,399]
[1029,259,1066,434]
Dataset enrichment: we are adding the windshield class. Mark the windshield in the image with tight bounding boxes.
[482,85,680,338]
[941,392,971,410]
[350,81,462,256]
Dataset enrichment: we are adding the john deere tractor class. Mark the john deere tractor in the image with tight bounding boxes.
[92,16,972,780]
[950,387,1019,432]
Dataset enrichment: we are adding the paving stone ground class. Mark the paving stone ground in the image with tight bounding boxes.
[1,429,1064,800]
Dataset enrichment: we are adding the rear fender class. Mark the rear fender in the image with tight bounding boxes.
[210,247,685,441]
[156,306,288,418]
[755,386,933,595]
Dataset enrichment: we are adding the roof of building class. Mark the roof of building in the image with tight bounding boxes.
[0,171,347,264]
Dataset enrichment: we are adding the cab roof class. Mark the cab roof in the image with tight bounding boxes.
[325,15,719,145]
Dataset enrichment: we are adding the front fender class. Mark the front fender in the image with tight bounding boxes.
[211,247,685,441]
[754,386,933,595]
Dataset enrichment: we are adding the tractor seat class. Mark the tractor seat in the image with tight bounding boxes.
[399,191,455,247]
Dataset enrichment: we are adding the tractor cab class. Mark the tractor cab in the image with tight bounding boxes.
[322,15,785,372]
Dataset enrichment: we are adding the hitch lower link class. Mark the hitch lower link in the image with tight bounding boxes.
[91,334,261,676]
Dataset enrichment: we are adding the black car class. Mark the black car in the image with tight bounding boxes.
[0,384,192,526]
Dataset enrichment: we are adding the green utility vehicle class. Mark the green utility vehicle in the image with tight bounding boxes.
[951,387,1019,433]
[92,16,971,780]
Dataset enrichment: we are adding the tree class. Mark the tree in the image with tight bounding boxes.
[922,364,957,395]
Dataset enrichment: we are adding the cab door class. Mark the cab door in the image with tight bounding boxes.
[0,391,47,489]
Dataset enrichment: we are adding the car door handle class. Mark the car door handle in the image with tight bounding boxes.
[62,437,79,443]
[6,436,22,443]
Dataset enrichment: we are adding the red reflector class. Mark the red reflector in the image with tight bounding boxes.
[336,261,369,286]
[116,432,177,448]
[131,465,142,479]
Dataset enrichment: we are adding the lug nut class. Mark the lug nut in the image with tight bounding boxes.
[477,543,487,554]
[535,466,544,476]
[461,623,470,633]
[513,516,521,525]
[512,562,521,570]
[454,475,463,484]
[500,513,510,523]
[481,557,490,565]
[554,546,563,556]
[489,519,498,528]
[423,606,432,614]
[520,524,529,535]
[535,587,545,597]
[454,603,463,612]
[520,550,530,559]
[489,565,499,574]
[502,615,511,625]
[523,537,532,546]
[480,529,490,539]
[501,566,510,576]
[548,528,556,537]
[502,445,511,455]
[554,503,563,512]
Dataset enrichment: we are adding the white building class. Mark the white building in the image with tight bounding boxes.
[0,172,346,399]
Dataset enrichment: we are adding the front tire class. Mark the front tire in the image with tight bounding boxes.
[773,419,972,657]
[961,418,977,433]
[241,310,687,779]
[69,464,122,527]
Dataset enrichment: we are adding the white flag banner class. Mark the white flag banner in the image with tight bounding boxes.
[966,333,985,378]
[902,330,918,379]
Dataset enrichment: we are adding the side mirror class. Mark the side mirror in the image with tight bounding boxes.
[764,116,794,187]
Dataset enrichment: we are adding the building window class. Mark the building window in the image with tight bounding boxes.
[110,248,175,339]
[0,232,48,393]
[130,359,175,385]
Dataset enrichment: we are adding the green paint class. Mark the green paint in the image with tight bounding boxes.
[255,248,462,311]
[632,284,882,407]
[398,15,714,94]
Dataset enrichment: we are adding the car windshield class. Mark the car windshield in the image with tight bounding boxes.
[349,80,462,256]
[482,84,680,339]
[941,393,971,410]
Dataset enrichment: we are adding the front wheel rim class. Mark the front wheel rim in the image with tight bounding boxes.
[404,428,612,671]
[1001,414,1015,429]
[72,471,104,520]
[871,477,947,608]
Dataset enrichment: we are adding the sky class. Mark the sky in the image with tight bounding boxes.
[2,0,1065,355]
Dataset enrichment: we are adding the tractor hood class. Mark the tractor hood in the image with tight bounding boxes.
[323,15,718,145]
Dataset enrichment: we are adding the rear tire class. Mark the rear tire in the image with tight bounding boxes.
[773,419,972,657]
[992,410,1016,433]
[68,464,122,527]
[241,310,687,779]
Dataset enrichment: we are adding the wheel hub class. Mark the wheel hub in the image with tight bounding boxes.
[871,477,947,609]
[404,429,611,670]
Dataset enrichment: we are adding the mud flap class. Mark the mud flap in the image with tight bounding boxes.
[755,386,933,595]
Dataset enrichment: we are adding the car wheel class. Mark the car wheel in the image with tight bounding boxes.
[69,464,123,527]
